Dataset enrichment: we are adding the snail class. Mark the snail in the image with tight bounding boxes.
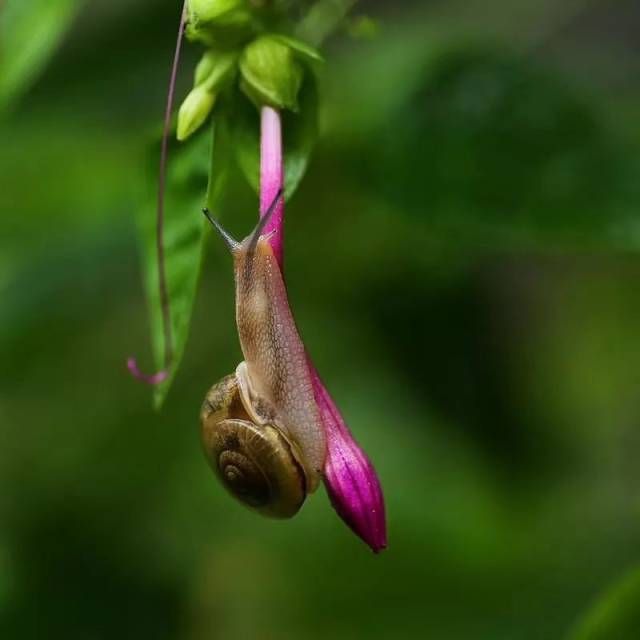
[200,192,326,518]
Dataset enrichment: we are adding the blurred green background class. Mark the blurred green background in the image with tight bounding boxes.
[2,0,640,638]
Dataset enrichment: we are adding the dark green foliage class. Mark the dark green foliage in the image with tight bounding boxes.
[354,47,639,248]
[571,568,640,639]
[0,0,81,113]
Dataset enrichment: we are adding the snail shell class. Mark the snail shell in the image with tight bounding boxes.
[200,195,326,517]
[201,374,307,518]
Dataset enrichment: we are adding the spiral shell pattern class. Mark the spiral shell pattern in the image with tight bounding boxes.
[201,375,307,518]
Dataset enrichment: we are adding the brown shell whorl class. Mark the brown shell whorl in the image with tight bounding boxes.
[201,376,307,518]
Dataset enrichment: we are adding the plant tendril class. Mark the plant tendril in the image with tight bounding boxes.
[128,0,187,384]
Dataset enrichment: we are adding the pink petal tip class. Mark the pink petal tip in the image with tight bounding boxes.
[311,368,387,553]
[127,357,168,385]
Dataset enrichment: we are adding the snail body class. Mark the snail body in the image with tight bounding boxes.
[200,197,326,517]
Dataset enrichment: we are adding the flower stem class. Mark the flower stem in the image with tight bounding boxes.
[129,1,187,384]
[259,106,285,268]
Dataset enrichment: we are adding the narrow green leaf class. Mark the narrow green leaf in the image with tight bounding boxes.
[269,34,324,63]
[0,0,81,114]
[205,112,231,211]
[231,73,319,200]
[296,0,357,47]
[137,118,229,408]
[569,567,640,640]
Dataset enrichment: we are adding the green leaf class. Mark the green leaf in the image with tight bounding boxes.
[0,0,81,115]
[137,117,229,408]
[569,567,640,640]
[269,34,324,63]
[296,0,356,47]
[231,73,319,200]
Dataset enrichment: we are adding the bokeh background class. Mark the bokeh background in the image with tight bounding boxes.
[2,0,640,638]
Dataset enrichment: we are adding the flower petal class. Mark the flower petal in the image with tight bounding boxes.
[310,366,387,553]
[126,357,168,385]
[259,106,387,551]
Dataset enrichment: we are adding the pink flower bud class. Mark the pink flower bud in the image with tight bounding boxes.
[310,367,387,553]
[260,105,387,552]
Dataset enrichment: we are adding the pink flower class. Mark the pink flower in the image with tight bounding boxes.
[310,366,387,552]
[260,106,387,552]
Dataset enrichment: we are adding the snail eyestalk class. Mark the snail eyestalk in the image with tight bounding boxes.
[202,208,239,251]
[202,187,282,254]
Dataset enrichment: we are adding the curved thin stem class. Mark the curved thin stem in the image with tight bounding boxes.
[157,0,188,366]
[129,1,187,384]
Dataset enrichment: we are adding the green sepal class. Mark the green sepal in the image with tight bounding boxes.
[186,0,254,47]
[268,34,324,63]
[239,35,303,111]
[179,51,238,141]
[195,50,238,91]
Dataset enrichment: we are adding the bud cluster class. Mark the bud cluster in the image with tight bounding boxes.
[177,0,322,141]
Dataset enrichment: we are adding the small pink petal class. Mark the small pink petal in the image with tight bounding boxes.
[310,366,387,553]
[127,357,168,385]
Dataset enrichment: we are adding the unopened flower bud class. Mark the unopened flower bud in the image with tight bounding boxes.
[239,35,303,111]
[194,50,238,90]
[194,50,218,86]
[178,51,237,141]
[177,85,216,141]
[310,368,387,553]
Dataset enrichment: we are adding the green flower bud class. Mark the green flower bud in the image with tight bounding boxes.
[194,50,238,90]
[177,50,237,141]
[177,85,216,141]
[239,35,303,111]
[186,0,254,47]
[194,51,218,86]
